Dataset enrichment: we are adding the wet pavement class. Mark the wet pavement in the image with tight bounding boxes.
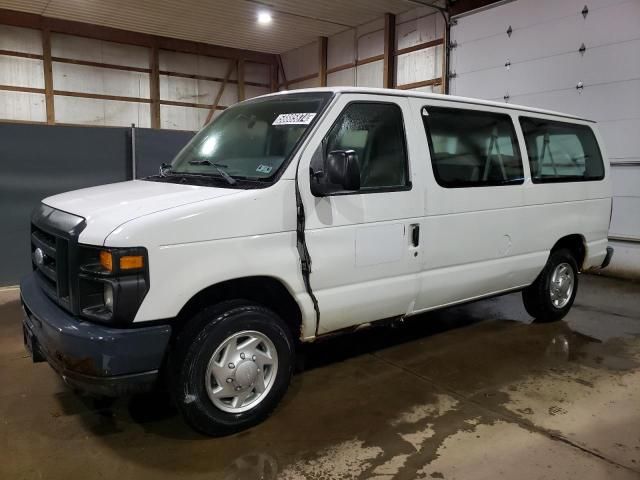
[0,274,639,479]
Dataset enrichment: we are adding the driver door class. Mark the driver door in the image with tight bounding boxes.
[297,93,425,334]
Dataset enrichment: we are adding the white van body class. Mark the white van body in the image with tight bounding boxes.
[22,87,613,435]
[45,87,611,337]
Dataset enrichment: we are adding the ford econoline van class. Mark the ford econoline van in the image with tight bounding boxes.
[21,87,614,435]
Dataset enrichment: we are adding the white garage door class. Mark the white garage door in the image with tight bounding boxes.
[449,0,640,277]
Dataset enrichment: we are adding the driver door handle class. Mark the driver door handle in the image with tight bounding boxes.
[411,224,420,247]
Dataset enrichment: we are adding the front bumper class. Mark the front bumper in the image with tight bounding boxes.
[20,272,171,397]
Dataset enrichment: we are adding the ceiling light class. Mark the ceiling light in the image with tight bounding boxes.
[257,11,272,25]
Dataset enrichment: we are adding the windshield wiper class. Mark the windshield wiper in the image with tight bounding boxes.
[187,160,236,185]
[159,162,173,177]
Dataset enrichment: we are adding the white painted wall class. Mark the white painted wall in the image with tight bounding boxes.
[280,6,445,93]
[0,25,45,122]
[0,25,270,130]
[450,0,640,278]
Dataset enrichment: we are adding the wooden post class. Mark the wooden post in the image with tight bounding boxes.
[383,13,396,89]
[149,44,160,128]
[41,27,55,124]
[441,13,448,94]
[318,36,328,87]
[270,63,278,92]
[237,58,245,101]
[205,59,234,124]
[277,55,287,89]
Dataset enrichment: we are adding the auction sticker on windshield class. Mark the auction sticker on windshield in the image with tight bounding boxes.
[272,113,316,125]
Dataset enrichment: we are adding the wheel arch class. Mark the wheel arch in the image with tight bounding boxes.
[173,276,305,342]
[551,234,587,270]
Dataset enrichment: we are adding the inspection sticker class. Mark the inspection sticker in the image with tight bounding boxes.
[272,113,316,125]
[256,164,273,174]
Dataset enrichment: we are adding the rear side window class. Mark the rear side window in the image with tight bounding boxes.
[519,117,604,183]
[323,102,409,190]
[421,106,524,188]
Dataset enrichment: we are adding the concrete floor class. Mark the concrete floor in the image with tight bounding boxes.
[1,274,639,480]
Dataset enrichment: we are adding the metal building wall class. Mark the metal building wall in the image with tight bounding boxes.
[279,6,445,92]
[449,0,640,278]
[0,24,272,130]
[0,122,193,286]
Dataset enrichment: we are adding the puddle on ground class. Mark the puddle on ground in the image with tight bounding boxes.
[5,284,639,479]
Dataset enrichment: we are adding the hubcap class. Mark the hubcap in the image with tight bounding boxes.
[550,262,574,309]
[205,330,278,413]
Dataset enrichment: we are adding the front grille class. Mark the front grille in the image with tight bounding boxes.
[30,204,85,314]
[31,225,69,302]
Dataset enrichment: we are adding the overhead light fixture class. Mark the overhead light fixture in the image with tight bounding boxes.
[257,11,272,25]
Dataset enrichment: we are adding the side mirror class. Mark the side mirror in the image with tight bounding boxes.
[311,149,361,196]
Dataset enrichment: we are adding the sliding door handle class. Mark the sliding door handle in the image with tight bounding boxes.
[411,224,420,247]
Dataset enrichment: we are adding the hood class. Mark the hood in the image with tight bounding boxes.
[43,180,242,245]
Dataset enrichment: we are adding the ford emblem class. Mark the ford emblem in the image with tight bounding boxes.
[34,247,45,267]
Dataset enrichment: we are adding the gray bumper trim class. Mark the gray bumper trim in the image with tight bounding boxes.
[20,272,171,396]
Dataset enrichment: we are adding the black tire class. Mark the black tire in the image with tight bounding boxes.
[522,248,579,323]
[170,300,295,436]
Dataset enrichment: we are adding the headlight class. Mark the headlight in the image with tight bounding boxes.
[104,284,114,311]
[78,246,149,325]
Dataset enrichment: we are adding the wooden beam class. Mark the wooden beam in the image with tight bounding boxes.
[394,38,444,56]
[325,53,385,75]
[396,77,442,90]
[158,70,268,88]
[237,59,245,101]
[41,27,55,124]
[51,56,150,73]
[357,54,384,67]
[0,8,278,65]
[0,85,45,94]
[270,63,278,92]
[327,61,354,75]
[318,36,328,87]
[442,14,448,94]
[383,13,396,89]
[0,49,43,60]
[54,90,152,103]
[205,60,234,124]
[277,55,287,89]
[163,100,226,110]
[149,44,160,129]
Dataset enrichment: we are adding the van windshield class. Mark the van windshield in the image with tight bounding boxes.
[169,92,332,184]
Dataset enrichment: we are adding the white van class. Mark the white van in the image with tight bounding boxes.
[21,87,613,435]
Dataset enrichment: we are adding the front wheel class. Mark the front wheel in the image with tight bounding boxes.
[522,249,578,323]
[171,300,295,436]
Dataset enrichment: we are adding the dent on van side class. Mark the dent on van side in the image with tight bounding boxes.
[20,87,613,435]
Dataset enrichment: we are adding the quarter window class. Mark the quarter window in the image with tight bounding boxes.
[519,117,604,182]
[421,106,524,188]
[321,102,409,190]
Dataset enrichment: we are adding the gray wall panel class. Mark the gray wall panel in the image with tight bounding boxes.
[0,123,193,286]
[134,128,194,179]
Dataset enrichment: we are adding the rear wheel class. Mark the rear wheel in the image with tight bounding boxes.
[522,249,578,323]
[171,300,294,436]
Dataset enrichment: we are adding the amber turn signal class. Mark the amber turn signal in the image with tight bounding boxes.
[99,250,113,272]
[119,255,144,270]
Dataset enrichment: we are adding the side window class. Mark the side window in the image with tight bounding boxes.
[421,106,524,188]
[320,102,409,190]
[520,117,605,182]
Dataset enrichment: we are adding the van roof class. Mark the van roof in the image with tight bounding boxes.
[263,86,594,123]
